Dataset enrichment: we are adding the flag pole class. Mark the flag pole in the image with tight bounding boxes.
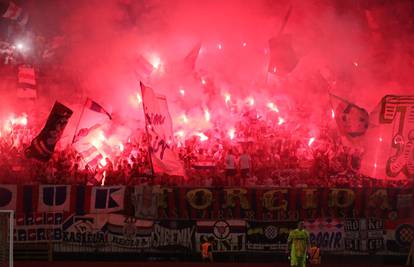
[140,82,156,179]
[72,97,89,144]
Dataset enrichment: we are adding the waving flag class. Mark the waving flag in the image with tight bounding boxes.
[140,82,185,176]
[135,55,154,80]
[25,102,73,161]
[2,1,29,26]
[85,98,112,120]
[17,65,37,99]
[73,123,101,143]
[183,42,202,71]
[330,94,370,145]
[268,34,299,75]
[360,95,414,180]
[72,98,111,144]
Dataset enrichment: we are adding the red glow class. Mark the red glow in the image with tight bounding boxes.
[225,93,231,105]
[196,132,208,142]
[247,97,255,106]
[10,114,28,126]
[267,102,279,113]
[308,137,316,146]
[228,128,235,140]
[149,54,162,70]
[204,109,210,122]
[136,93,142,104]
[101,170,106,186]
[181,114,189,124]
[278,117,285,125]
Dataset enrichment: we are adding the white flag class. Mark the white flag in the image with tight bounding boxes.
[140,82,185,176]
[360,95,414,180]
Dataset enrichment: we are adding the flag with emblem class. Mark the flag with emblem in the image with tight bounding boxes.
[330,94,370,144]
[360,95,414,180]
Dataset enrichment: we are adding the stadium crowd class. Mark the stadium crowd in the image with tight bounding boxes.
[0,109,412,189]
[0,5,413,189]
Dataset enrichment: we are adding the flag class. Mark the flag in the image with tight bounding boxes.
[85,98,112,120]
[25,102,73,161]
[17,65,37,98]
[38,185,71,212]
[77,145,102,166]
[268,34,299,75]
[2,2,29,27]
[183,42,201,71]
[140,82,185,176]
[73,123,101,143]
[360,95,414,180]
[42,36,64,60]
[135,55,154,80]
[330,94,370,144]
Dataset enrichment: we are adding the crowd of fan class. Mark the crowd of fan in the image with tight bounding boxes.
[0,113,412,189]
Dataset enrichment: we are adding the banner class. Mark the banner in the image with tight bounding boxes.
[15,212,64,243]
[105,215,153,250]
[1,186,413,222]
[151,221,196,251]
[360,95,414,180]
[385,219,414,254]
[196,220,246,252]
[131,185,160,219]
[61,214,106,245]
[305,219,344,251]
[25,102,73,161]
[90,186,125,214]
[343,218,385,253]
[0,185,17,210]
[38,185,71,212]
[246,221,296,251]
[140,82,184,176]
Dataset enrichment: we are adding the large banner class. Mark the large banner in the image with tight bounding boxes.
[140,82,185,176]
[1,185,413,221]
[361,95,414,180]
[5,185,411,256]
[10,212,414,256]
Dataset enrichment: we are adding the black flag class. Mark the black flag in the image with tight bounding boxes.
[25,101,73,161]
